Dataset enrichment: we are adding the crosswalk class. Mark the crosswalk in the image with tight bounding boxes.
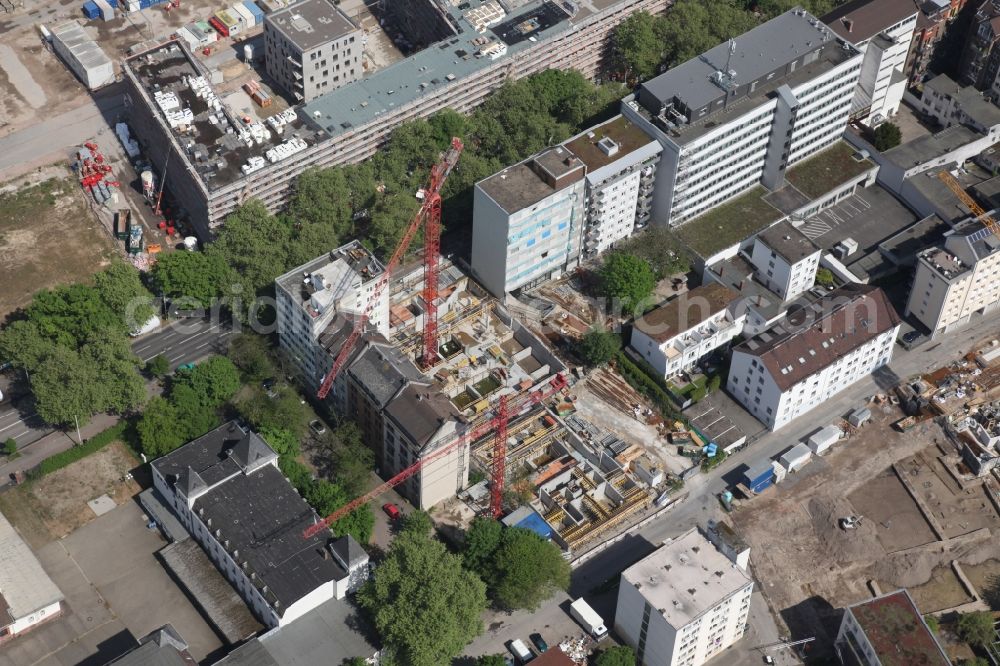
[797,193,872,241]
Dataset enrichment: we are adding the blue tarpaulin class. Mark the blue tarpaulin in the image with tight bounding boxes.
[515,512,553,540]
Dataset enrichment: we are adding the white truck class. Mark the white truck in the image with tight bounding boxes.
[570,597,608,639]
[509,638,533,663]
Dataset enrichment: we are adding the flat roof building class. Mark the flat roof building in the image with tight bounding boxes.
[0,510,64,639]
[835,589,950,666]
[264,0,362,102]
[623,8,864,226]
[614,529,753,666]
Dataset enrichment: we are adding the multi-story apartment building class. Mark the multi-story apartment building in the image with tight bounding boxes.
[727,284,900,430]
[629,283,744,380]
[264,0,362,102]
[614,529,754,666]
[823,0,916,126]
[919,73,1000,131]
[274,241,388,393]
[471,146,586,296]
[906,220,1000,336]
[562,115,661,256]
[907,0,968,85]
[959,0,1000,89]
[123,0,668,236]
[151,422,370,628]
[748,221,822,300]
[622,9,864,226]
[835,590,951,666]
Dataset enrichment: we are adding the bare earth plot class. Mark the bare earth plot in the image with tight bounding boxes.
[962,558,1000,608]
[0,176,113,320]
[849,468,937,552]
[893,565,973,614]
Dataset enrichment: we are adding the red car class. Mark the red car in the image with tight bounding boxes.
[382,503,401,520]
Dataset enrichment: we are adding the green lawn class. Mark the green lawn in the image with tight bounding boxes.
[785,141,874,199]
[674,186,783,258]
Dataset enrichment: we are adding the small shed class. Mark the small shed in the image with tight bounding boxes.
[743,461,774,494]
[779,443,812,473]
[848,407,872,427]
[808,425,842,455]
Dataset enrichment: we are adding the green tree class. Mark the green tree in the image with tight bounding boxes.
[609,12,665,81]
[579,327,621,367]
[477,656,507,666]
[83,335,146,415]
[25,284,121,349]
[617,228,691,279]
[957,611,995,647]
[170,383,222,441]
[93,259,155,331]
[329,422,375,496]
[463,516,503,573]
[206,200,289,297]
[175,356,241,408]
[815,267,836,287]
[30,345,100,426]
[596,646,637,666]
[147,354,170,378]
[490,527,570,611]
[658,0,759,68]
[151,251,229,307]
[342,658,368,666]
[707,375,722,393]
[0,319,52,370]
[924,614,939,633]
[961,657,990,666]
[400,510,434,536]
[259,426,300,458]
[872,122,903,152]
[236,385,309,436]
[358,531,487,666]
[4,438,17,457]
[137,397,186,458]
[227,333,275,382]
[600,252,656,314]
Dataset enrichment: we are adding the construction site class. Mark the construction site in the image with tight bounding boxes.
[725,336,1000,660]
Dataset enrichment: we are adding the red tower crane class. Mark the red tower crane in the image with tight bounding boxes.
[303,373,568,538]
[315,137,463,401]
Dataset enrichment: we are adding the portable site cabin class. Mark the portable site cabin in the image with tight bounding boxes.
[779,443,812,473]
[51,21,114,90]
[808,425,842,455]
[743,461,774,494]
[848,407,872,428]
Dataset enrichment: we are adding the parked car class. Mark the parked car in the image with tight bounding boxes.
[309,419,327,436]
[508,639,534,664]
[529,633,548,653]
[382,503,401,520]
[263,378,277,398]
[902,331,920,344]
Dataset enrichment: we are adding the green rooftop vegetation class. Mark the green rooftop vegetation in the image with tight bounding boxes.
[785,141,874,199]
[674,186,783,257]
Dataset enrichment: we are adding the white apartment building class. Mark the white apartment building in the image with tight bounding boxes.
[562,115,661,256]
[151,422,370,628]
[264,0,362,102]
[614,529,754,666]
[472,146,586,296]
[824,0,916,126]
[835,589,950,666]
[0,511,63,640]
[906,221,1000,337]
[919,73,1000,133]
[748,221,822,300]
[622,9,863,226]
[275,241,388,395]
[630,283,744,380]
[727,284,900,430]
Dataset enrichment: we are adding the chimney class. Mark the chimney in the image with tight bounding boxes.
[842,18,853,32]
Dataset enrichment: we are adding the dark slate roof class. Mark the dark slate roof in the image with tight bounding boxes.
[108,624,197,666]
[823,0,917,42]
[153,421,276,488]
[193,464,348,616]
[330,534,367,568]
[231,432,274,472]
[384,383,461,448]
[347,342,421,408]
[735,284,900,391]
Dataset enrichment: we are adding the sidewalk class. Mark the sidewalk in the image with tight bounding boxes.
[0,412,120,487]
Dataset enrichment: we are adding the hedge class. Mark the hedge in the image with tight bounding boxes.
[614,352,683,423]
[33,422,128,478]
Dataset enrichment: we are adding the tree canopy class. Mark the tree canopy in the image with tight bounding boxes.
[595,646,637,666]
[872,122,903,152]
[463,517,503,573]
[600,252,657,315]
[579,327,621,367]
[957,611,995,647]
[489,527,571,611]
[151,251,230,308]
[359,530,487,666]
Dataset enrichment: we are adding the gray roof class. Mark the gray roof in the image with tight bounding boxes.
[638,9,843,126]
[266,0,358,52]
[884,125,981,169]
[0,510,63,623]
[477,146,585,214]
[216,597,377,665]
[823,0,917,42]
[51,21,112,70]
[757,221,819,263]
[152,421,276,488]
[924,74,1000,129]
[385,383,461,448]
[108,625,196,666]
[330,534,367,568]
[347,342,422,408]
[193,464,349,616]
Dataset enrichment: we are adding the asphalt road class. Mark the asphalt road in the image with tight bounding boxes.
[0,318,233,451]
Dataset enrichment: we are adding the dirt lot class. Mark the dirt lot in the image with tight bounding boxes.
[731,403,1000,654]
[0,441,141,549]
[961,558,1000,609]
[0,174,113,319]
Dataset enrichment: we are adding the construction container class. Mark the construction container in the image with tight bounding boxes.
[209,15,229,37]
[779,443,812,473]
[977,340,1000,367]
[175,26,200,50]
[807,425,842,455]
[51,22,114,90]
[242,0,263,23]
[193,20,218,42]
[848,407,871,428]
[743,461,774,494]
[94,0,114,20]
[82,0,99,18]
[113,209,130,239]
[230,2,254,28]
[216,9,240,34]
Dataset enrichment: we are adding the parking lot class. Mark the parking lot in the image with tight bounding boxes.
[1,502,223,666]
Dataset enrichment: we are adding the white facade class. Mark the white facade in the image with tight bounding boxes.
[835,589,951,666]
[623,10,863,226]
[51,22,114,90]
[727,285,900,430]
[630,284,744,379]
[472,147,586,296]
[0,510,64,640]
[906,223,1000,337]
[748,223,821,300]
[275,241,388,393]
[835,14,915,125]
[614,530,753,666]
